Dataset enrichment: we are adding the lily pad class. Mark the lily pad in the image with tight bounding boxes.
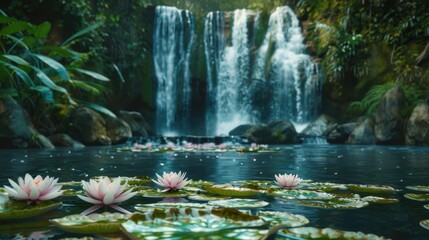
[300,182,347,192]
[188,194,230,201]
[404,193,429,201]
[279,227,389,239]
[293,198,369,209]
[230,180,273,190]
[205,184,260,197]
[208,199,269,208]
[346,184,398,194]
[268,189,335,200]
[361,196,399,204]
[187,180,214,188]
[258,211,309,227]
[135,203,210,212]
[140,189,190,198]
[50,212,128,233]
[406,185,429,192]
[0,194,62,220]
[420,219,429,230]
[424,204,429,210]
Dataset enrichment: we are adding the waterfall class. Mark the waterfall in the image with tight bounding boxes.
[252,6,321,126]
[204,10,259,135]
[153,6,195,135]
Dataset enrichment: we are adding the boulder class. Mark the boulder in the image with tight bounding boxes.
[267,120,298,144]
[118,111,150,137]
[301,114,335,137]
[106,117,132,144]
[69,107,111,146]
[327,122,358,144]
[0,97,54,148]
[374,86,407,144]
[347,118,376,145]
[48,133,85,148]
[405,103,429,146]
[229,121,298,144]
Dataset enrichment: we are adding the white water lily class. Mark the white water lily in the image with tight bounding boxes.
[78,177,136,215]
[152,171,190,192]
[4,174,63,203]
[275,173,302,189]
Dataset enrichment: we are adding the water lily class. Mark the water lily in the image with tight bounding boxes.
[78,177,136,215]
[275,173,302,189]
[152,171,190,192]
[3,174,63,203]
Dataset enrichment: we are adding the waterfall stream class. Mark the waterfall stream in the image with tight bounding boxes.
[154,5,321,136]
[153,6,195,135]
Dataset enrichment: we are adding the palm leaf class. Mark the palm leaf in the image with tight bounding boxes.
[31,86,54,103]
[0,60,34,87]
[70,80,101,95]
[61,22,103,47]
[32,54,70,81]
[2,54,30,65]
[32,66,68,94]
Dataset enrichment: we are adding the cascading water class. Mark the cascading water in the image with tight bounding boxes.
[153,6,195,135]
[252,6,321,129]
[204,10,259,135]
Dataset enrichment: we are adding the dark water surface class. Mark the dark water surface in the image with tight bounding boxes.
[1,144,429,239]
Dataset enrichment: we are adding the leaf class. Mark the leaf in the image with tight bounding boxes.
[34,21,51,40]
[5,35,29,51]
[112,63,126,83]
[0,60,34,87]
[0,16,14,24]
[3,54,30,65]
[31,86,54,103]
[70,80,101,95]
[70,68,109,82]
[33,67,68,94]
[85,103,116,118]
[61,22,103,46]
[36,46,80,58]
[0,88,18,97]
[0,21,32,35]
[33,54,70,81]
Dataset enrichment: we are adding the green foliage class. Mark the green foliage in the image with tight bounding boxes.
[0,13,111,132]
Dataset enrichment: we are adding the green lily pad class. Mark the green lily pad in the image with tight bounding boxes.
[208,199,269,208]
[300,182,347,192]
[0,194,62,220]
[187,180,214,188]
[406,185,429,192]
[188,194,230,201]
[293,198,369,209]
[258,211,309,227]
[121,226,268,240]
[424,204,429,210]
[135,203,210,212]
[269,189,335,200]
[420,219,429,230]
[121,176,152,185]
[404,193,429,201]
[346,184,398,194]
[205,184,261,197]
[140,189,190,198]
[230,180,273,190]
[50,212,128,233]
[361,196,399,204]
[279,227,389,239]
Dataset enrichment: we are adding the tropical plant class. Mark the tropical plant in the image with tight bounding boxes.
[0,11,114,133]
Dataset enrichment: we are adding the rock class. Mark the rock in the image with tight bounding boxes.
[118,111,150,137]
[106,117,132,144]
[405,103,429,146]
[69,107,111,146]
[229,124,254,136]
[267,120,298,144]
[0,97,54,148]
[347,118,376,145]
[374,86,407,144]
[229,121,298,144]
[327,122,358,144]
[301,114,335,137]
[48,133,85,148]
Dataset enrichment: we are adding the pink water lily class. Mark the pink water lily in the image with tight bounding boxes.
[152,171,190,192]
[78,177,136,215]
[275,173,302,189]
[3,174,63,203]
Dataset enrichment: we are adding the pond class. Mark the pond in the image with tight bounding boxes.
[0,144,429,239]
